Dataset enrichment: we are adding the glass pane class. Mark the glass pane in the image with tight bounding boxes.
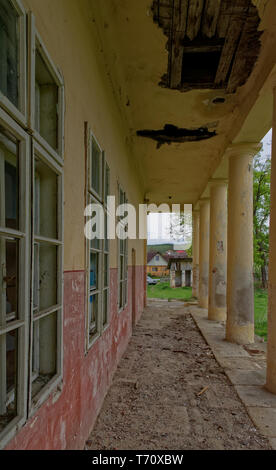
[103,289,108,326]
[33,243,57,312]
[91,138,101,195]
[34,158,58,239]
[0,237,18,323]
[35,49,59,151]
[0,0,19,108]
[104,254,108,288]
[104,213,109,252]
[91,236,100,251]
[0,330,17,433]
[120,255,124,282]
[119,281,123,309]
[105,164,109,204]
[0,129,19,230]
[32,312,57,398]
[90,252,98,290]
[89,294,98,337]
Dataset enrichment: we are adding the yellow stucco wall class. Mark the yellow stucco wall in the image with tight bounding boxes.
[22,0,145,270]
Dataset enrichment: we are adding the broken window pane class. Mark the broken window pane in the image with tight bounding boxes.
[0,129,19,230]
[103,289,108,326]
[34,157,58,239]
[0,330,17,433]
[32,311,57,398]
[33,242,57,312]
[91,138,101,196]
[0,0,19,108]
[35,49,59,151]
[90,251,98,290]
[89,294,98,338]
[0,237,18,323]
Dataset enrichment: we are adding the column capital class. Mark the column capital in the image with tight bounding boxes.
[208,178,228,188]
[225,142,262,159]
[198,197,210,206]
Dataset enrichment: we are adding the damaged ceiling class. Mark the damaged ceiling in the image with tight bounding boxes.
[90,0,274,205]
[152,0,262,93]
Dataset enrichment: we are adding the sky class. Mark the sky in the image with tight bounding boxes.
[147,129,272,245]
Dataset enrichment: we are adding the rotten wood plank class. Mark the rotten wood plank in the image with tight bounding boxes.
[215,0,249,86]
[217,0,233,38]
[227,6,262,93]
[186,0,204,41]
[170,0,189,88]
[202,0,222,38]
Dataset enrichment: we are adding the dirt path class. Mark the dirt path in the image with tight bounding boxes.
[86,300,270,450]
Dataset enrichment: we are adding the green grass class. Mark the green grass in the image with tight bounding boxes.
[254,288,268,340]
[147,281,193,301]
[147,283,268,340]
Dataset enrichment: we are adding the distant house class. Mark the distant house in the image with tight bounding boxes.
[167,251,193,288]
[147,251,170,277]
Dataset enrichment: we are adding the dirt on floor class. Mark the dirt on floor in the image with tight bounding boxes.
[86,299,271,450]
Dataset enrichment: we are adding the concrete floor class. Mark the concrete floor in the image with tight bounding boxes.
[190,304,276,450]
[85,299,272,450]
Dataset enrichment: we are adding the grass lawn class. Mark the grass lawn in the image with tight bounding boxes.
[254,288,268,340]
[147,282,268,340]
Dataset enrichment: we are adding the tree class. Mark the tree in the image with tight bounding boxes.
[253,152,271,289]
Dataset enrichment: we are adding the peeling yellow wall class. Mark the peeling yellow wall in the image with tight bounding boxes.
[22,0,145,270]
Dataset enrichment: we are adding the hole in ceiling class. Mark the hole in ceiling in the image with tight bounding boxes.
[152,0,262,93]
[137,124,217,149]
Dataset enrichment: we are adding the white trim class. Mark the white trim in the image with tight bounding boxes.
[0,0,27,127]
[28,14,65,162]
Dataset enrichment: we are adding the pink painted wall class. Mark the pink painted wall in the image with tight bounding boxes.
[6,266,145,450]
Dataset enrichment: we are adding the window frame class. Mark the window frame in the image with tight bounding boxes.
[0,106,31,449]
[0,0,27,127]
[85,127,110,351]
[117,184,128,313]
[28,13,65,166]
[28,139,64,417]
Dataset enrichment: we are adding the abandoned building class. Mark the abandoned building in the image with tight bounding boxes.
[1,0,276,450]
[147,251,170,277]
[168,251,193,288]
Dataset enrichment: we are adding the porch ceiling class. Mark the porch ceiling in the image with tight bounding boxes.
[90,0,276,205]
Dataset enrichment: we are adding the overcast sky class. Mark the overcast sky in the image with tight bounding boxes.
[148,129,272,245]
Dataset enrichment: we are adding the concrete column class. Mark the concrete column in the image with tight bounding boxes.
[192,210,200,298]
[208,181,228,321]
[199,199,210,309]
[226,143,261,345]
[267,88,276,394]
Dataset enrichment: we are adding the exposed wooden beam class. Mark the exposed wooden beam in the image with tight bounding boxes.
[217,0,234,38]
[186,0,204,41]
[215,0,249,86]
[170,0,188,88]
[227,6,262,93]
[202,0,222,38]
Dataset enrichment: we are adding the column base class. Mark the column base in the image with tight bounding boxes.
[208,307,226,322]
[266,360,276,395]
[226,322,255,345]
[199,297,208,309]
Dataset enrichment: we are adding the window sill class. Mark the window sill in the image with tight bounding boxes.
[29,374,63,419]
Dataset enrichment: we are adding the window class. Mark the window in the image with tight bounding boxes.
[155,255,159,261]
[118,185,128,311]
[29,15,64,163]
[0,0,27,124]
[0,114,30,441]
[0,7,64,445]
[30,142,63,403]
[86,128,110,347]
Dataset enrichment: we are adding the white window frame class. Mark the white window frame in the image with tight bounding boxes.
[85,127,110,350]
[28,139,64,416]
[28,13,65,165]
[117,184,128,313]
[0,0,27,127]
[0,107,30,449]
